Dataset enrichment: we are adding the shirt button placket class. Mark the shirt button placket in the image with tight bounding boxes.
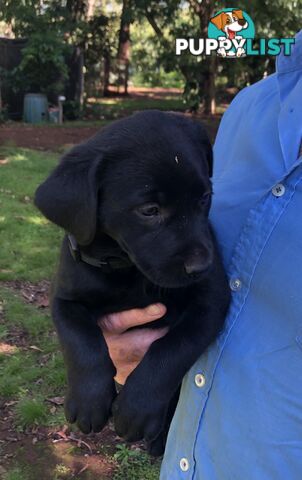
[230,278,242,291]
[272,183,285,197]
[195,373,206,388]
[179,457,190,472]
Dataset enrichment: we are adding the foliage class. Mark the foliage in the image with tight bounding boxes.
[113,444,161,480]
[15,396,48,429]
[63,100,82,120]
[13,30,69,96]
[129,0,302,109]
[1,0,302,111]
[131,20,183,88]
[4,467,29,480]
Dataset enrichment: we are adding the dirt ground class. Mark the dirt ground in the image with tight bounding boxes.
[0,124,101,151]
[0,87,222,150]
[0,280,153,480]
[0,115,220,151]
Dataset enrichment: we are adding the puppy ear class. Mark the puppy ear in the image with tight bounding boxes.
[210,12,226,31]
[232,9,244,20]
[35,145,103,245]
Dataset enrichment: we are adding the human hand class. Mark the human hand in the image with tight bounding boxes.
[98,304,168,385]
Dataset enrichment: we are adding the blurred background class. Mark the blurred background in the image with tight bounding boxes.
[0,2,301,480]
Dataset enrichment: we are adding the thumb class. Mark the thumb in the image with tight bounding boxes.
[99,303,167,334]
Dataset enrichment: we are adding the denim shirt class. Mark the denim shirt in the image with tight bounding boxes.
[160,31,302,480]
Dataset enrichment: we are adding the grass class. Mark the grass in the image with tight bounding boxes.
[4,467,28,480]
[10,93,186,128]
[0,145,161,479]
[0,287,65,424]
[15,397,48,429]
[113,444,161,480]
[0,147,62,281]
[84,95,186,122]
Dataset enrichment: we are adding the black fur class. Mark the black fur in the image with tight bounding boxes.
[35,110,230,455]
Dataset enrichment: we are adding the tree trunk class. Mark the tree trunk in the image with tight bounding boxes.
[194,0,216,114]
[103,52,111,96]
[117,0,131,95]
[203,55,216,115]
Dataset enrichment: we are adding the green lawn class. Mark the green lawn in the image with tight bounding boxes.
[84,95,186,122]
[0,147,161,480]
[0,148,62,282]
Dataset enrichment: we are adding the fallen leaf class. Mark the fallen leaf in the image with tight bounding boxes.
[4,400,17,407]
[29,345,43,352]
[46,396,64,406]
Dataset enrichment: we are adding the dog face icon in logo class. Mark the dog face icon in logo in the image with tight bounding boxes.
[208,9,255,58]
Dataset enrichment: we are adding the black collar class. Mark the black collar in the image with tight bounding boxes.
[67,234,133,272]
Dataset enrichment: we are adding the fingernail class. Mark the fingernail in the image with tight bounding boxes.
[147,304,165,316]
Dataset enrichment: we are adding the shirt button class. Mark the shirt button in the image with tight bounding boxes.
[230,278,242,291]
[180,458,190,472]
[195,373,206,388]
[272,183,285,197]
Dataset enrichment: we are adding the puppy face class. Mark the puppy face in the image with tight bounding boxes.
[211,9,248,39]
[35,111,214,288]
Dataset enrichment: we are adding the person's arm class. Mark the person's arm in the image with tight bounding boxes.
[98,303,168,385]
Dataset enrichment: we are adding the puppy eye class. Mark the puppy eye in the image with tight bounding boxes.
[136,203,160,217]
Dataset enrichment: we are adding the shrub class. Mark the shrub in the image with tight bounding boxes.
[13,31,69,98]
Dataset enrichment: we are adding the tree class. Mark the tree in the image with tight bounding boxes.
[117,0,132,94]
[130,0,302,113]
[131,0,222,113]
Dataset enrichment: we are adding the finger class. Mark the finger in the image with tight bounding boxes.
[118,327,169,353]
[99,303,167,334]
[114,364,137,385]
[103,327,169,357]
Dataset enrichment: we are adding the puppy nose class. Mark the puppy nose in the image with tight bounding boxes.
[238,19,246,26]
[184,248,212,276]
[184,260,206,276]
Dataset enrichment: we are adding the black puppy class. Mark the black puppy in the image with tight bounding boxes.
[35,110,230,455]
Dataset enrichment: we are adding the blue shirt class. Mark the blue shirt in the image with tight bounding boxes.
[160,31,302,480]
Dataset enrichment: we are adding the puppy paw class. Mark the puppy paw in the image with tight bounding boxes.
[146,431,166,457]
[112,387,168,444]
[65,376,116,433]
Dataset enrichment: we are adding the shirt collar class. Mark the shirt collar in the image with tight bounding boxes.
[276,29,302,74]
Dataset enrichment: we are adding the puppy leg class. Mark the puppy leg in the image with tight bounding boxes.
[52,298,116,433]
[112,271,230,447]
[146,388,180,456]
